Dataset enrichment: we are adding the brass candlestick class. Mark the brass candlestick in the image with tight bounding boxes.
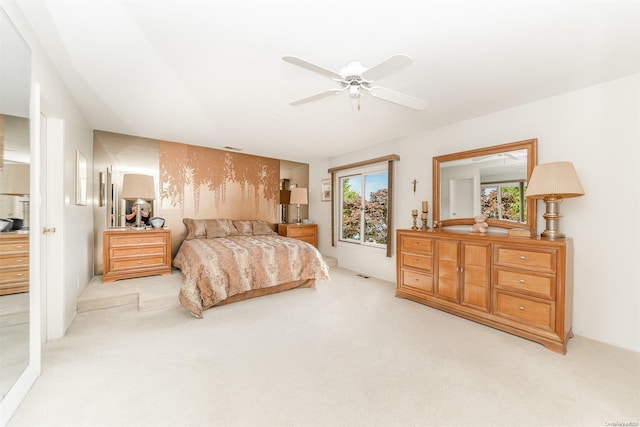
[421,212,429,231]
[411,210,418,230]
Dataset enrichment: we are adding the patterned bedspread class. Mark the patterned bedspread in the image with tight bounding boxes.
[174,235,330,317]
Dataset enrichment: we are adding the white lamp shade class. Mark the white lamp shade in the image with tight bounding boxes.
[0,163,29,196]
[121,174,155,200]
[289,187,308,205]
[526,162,585,199]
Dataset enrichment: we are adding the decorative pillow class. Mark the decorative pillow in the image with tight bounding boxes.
[183,218,207,240]
[217,219,238,236]
[233,220,253,236]
[252,220,276,235]
[205,219,227,239]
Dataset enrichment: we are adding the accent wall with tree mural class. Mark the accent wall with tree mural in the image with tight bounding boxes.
[159,141,279,221]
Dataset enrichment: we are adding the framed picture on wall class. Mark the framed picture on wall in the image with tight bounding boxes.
[321,178,331,202]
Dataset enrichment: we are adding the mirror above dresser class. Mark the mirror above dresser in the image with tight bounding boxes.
[432,138,537,234]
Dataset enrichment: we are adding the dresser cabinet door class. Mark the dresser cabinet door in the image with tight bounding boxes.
[435,240,459,303]
[460,242,491,312]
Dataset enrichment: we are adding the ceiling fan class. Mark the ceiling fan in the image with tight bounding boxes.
[282,54,428,111]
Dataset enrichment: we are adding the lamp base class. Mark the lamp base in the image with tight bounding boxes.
[540,197,565,239]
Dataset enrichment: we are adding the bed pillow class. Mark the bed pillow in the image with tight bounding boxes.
[252,220,276,235]
[205,219,228,239]
[233,220,253,236]
[217,219,239,236]
[183,218,208,240]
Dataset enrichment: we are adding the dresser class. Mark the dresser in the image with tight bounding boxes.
[103,228,172,282]
[278,223,318,248]
[396,229,573,354]
[0,233,29,295]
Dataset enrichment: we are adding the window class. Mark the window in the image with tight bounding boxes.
[481,181,526,222]
[338,165,388,247]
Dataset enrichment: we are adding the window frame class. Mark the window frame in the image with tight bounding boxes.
[337,164,389,248]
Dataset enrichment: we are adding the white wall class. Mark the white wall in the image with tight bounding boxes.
[2,2,94,339]
[310,74,640,352]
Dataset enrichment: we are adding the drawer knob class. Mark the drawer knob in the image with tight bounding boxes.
[413,259,419,263]
[16,245,23,249]
[519,256,526,260]
[519,279,525,283]
[16,259,23,263]
[519,306,525,310]
[137,239,142,242]
[137,261,142,264]
[17,273,23,276]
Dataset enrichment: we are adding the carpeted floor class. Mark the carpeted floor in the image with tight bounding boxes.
[7,267,640,427]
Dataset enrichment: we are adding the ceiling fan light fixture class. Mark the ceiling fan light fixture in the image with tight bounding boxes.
[283,54,428,110]
[349,84,361,98]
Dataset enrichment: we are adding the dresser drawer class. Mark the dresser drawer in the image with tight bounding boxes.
[495,268,556,300]
[402,237,433,254]
[0,254,29,267]
[0,268,29,282]
[401,269,433,294]
[0,240,29,253]
[111,255,166,272]
[493,290,555,331]
[494,246,556,273]
[111,245,166,258]
[401,253,432,272]
[285,227,314,238]
[109,234,167,247]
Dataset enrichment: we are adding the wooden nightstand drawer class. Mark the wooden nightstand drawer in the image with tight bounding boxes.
[111,245,166,258]
[0,268,29,282]
[0,254,29,267]
[109,234,167,247]
[493,290,555,331]
[111,255,167,272]
[0,240,29,253]
[278,224,318,248]
[103,228,172,282]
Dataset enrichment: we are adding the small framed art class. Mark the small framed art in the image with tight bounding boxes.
[321,178,331,202]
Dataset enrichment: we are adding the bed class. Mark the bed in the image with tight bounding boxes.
[173,219,330,318]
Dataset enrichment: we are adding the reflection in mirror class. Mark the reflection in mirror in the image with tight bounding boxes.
[433,139,537,232]
[0,7,31,403]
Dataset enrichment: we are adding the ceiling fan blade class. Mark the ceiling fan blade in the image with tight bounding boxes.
[361,54,413,82]
[369,86,428,110]
[290,88,344,105]
[282,56,343,80]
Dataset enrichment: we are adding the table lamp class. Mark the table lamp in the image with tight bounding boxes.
[526,161,584,239]
[289,187,307,224]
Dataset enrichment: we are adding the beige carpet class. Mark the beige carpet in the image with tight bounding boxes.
[8,267,639,427]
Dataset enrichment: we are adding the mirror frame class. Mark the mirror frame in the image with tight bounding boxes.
[433,138,538,232]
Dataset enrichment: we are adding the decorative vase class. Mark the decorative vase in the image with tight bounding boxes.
[150,217,165,228]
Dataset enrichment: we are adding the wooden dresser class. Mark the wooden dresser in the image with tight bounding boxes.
[396,229,573,354]
[278,223,318,248]
[103,228,172,282]
[0,233,29,295]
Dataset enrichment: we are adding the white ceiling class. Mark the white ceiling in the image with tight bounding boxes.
[16,0,640,163]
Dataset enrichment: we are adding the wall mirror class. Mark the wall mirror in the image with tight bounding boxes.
[433,139,537,232]
[0,6,32,404]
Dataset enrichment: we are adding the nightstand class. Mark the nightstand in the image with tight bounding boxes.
[103,228,172,282]
[278,223,318,248]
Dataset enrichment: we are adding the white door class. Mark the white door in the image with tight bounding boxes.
[449,177,475,218]
[40,114,64,340]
